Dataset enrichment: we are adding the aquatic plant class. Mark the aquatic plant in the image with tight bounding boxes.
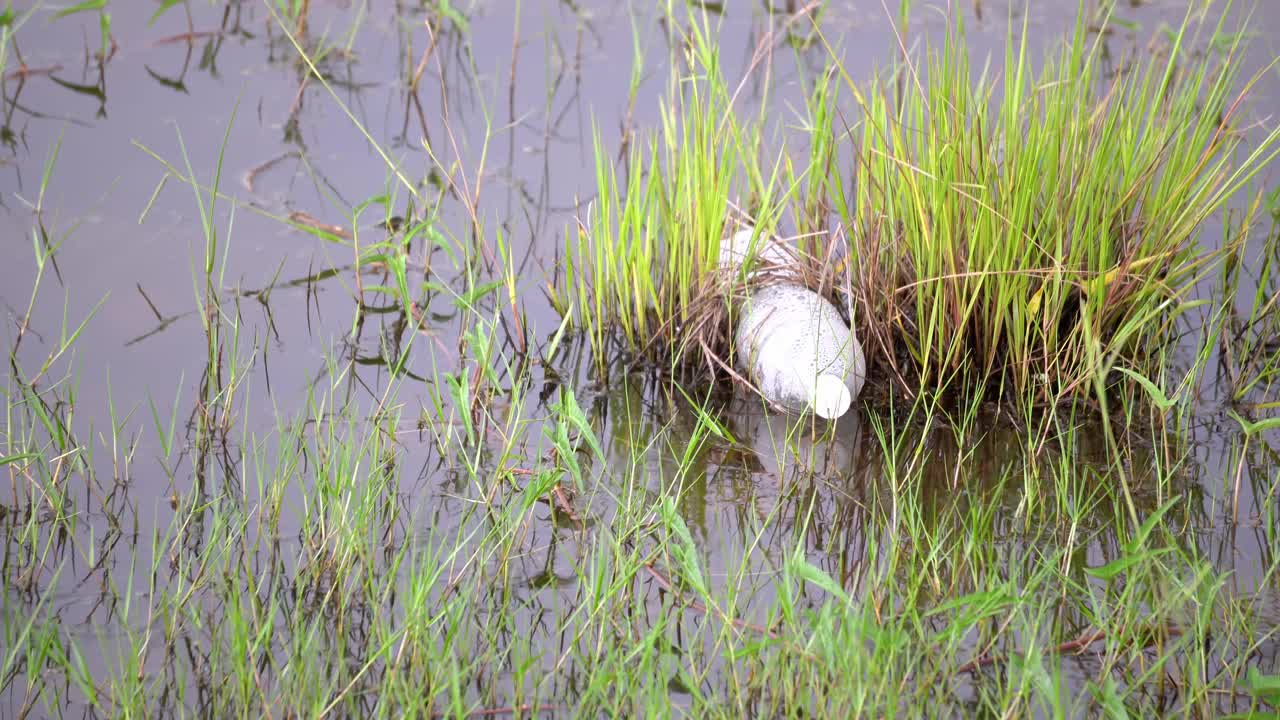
[559,5,1280,414]
[5,3,1280,719]
[551,12,768,372]
[838,7,1280,406]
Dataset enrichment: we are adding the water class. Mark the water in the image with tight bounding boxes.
[3,1,1280,716]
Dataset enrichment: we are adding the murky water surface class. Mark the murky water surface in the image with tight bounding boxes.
[3,1,1280,716]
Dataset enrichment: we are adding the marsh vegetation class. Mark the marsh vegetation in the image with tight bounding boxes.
[3,1,1280,717]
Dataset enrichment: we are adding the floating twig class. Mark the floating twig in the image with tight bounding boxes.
[152,30,225,46]
[288,211,352,240]
[5,64,62,80]
[243,151,300,193]
[549,483,583,528]
[643,563,778,639]
[430,704,559,719]
[955,626,1182,675]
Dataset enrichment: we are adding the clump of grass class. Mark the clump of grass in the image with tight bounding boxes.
[558,6,1280,414]
[550,12,800,375]
[836,7,1280,405]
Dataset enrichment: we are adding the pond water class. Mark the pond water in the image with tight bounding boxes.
[3,1,1280,716]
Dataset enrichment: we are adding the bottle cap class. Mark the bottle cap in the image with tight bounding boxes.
[813,375,852,419]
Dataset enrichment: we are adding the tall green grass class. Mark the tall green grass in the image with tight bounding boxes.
[559,5,1280,413]
[837,7,1280,405]
[7,3,1280,719]
[551,12,791,371]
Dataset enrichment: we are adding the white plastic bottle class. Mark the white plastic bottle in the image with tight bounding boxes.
[718,227,792,276]
[720,226,866,419]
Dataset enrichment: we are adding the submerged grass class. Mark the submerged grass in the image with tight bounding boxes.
[1223,206,1280,406]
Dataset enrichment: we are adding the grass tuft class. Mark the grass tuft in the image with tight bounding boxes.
[839,5,1280,406]
[560,5,1280,414]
